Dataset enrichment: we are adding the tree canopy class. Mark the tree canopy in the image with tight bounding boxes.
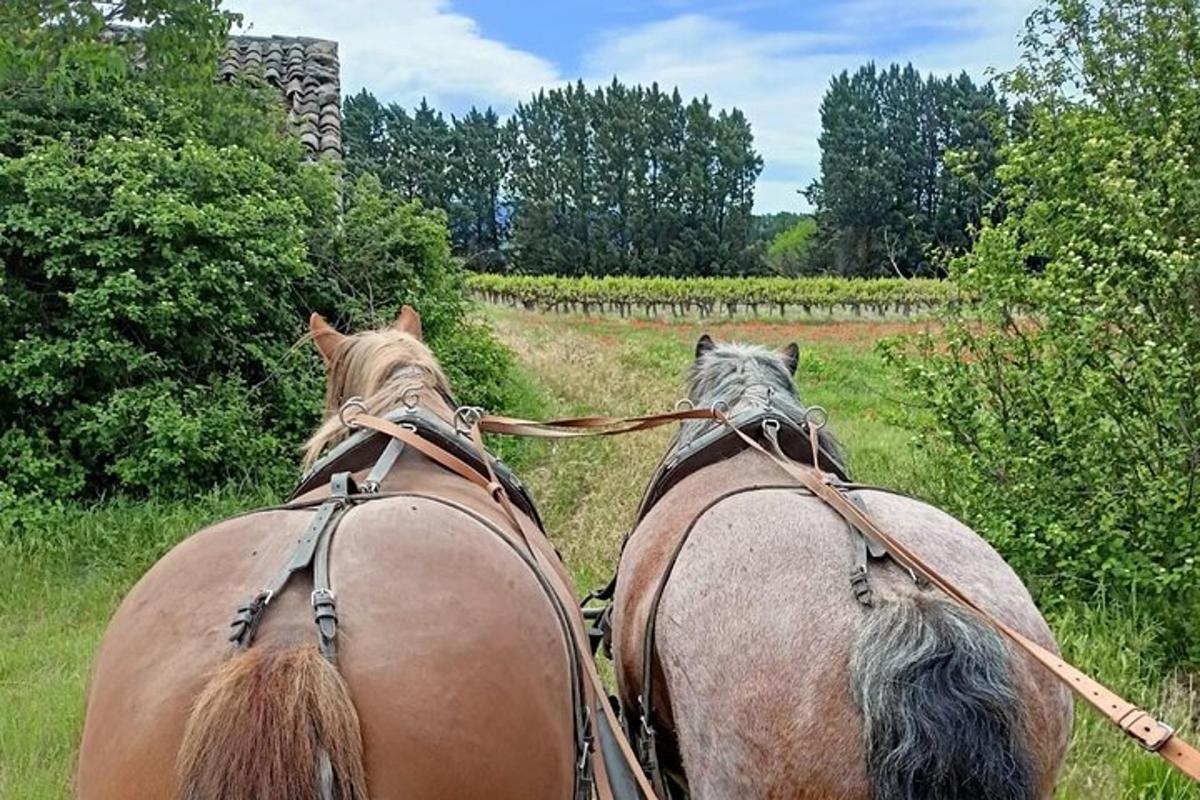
[888,0,1200,651]
[806,64,1010,277]
[342,80,764,276]
[0,0,521,510]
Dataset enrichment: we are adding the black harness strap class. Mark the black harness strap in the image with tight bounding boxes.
[228,472,357,660]
[362,438,404,494]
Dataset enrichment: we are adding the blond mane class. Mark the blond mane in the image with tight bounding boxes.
[302,328,453,468]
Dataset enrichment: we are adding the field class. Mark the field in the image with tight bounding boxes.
[1,306,1196,799]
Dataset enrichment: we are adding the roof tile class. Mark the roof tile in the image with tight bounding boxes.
[222,34,341,161]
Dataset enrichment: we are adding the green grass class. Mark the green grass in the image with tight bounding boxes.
[0,490,277,799]
[1,306,1195,799]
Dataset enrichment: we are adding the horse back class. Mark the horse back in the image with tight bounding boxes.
[614,450,1071,797]
[78,491,577,799]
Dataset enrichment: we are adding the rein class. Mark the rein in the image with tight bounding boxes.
[469,404,1200,786]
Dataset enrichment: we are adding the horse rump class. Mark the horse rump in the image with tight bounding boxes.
[850,594,1036,800]
[176,643,368,800]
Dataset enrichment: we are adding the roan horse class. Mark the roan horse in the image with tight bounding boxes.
[612,334,1073,800]
[77,308,595,800]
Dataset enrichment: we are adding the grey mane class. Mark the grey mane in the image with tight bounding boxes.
[674,341,847,472]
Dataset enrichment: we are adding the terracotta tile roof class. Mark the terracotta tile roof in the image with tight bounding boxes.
[220,35,342,161]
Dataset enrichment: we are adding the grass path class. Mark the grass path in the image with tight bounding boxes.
[488,307,1198,800]
[0,307,1194,799]
[486,308,931,588]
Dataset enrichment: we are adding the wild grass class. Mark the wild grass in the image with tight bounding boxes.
[0,306,1194,799]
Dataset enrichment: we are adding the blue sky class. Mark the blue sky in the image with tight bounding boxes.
[227,0,1037,212]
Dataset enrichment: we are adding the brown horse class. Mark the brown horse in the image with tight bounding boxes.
[612,334,1073,800]
[77,308,590,800]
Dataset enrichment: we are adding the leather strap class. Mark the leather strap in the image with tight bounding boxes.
[481,403,1200,784]
[714,413,1200,782]
[362,437,404,493]
[343,409,658,799]
[480,408,721,438]
[229,473,354,657]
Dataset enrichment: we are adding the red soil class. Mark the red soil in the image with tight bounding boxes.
[624,317,938,347]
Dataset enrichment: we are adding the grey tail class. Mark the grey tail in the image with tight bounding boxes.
[850,594,1036,800]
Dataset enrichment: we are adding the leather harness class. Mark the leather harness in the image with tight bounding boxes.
[218,394,1200,799]
[476,404,1200,791]
[223,403,654,800]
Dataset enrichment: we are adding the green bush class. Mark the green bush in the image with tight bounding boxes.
[314,173,524,416]
[885,0,1200,655]
[0,2,528,527]
[765,215,817,275]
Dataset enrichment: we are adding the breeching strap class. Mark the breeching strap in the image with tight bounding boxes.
[476,406,1200,785]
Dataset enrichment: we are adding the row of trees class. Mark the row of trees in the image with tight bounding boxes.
[342,81,764,276]
[805,64,1013,277]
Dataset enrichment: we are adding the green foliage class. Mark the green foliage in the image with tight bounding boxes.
[341,81,764,277]
[766,215,817,274]
[468,273,959,315]
[1,3,334,506]
[886,0,1200,654]
[314,174,523,416]
[343,91,507,267]
[506,81,763,277]
[0,2,527,519]
[750,211,803,245]
[807,63,1009,277]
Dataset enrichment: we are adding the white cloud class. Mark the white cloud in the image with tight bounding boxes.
[225,0,1037,212]
[226,0,561,110]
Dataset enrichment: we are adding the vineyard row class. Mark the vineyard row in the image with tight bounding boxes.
[467,274,963,317]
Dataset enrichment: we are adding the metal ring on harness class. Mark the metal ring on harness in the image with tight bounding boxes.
[674,398,694,411]
[401,386,423,410]
[453,405,485,433]
[804,405,828,430]
[338,397,367,429]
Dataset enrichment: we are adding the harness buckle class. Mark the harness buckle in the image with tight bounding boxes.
[311,588,336,607]
[1120,710,1175,751]
[804,405,829,430]
[453,405,485,433]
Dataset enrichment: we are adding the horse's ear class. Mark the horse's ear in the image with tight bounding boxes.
[781,342,800,375]
[393,305,423,340]
[309,313,346,365]
[695,334,715,359]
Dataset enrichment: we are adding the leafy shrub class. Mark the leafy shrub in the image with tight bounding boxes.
[765,215,817,275]
[313,173,524,415]
[1,128,335,499]
[0,1,529,527]
[885,0,1200,654]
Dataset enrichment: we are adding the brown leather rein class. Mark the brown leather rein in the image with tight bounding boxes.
[458,404,1200,786]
